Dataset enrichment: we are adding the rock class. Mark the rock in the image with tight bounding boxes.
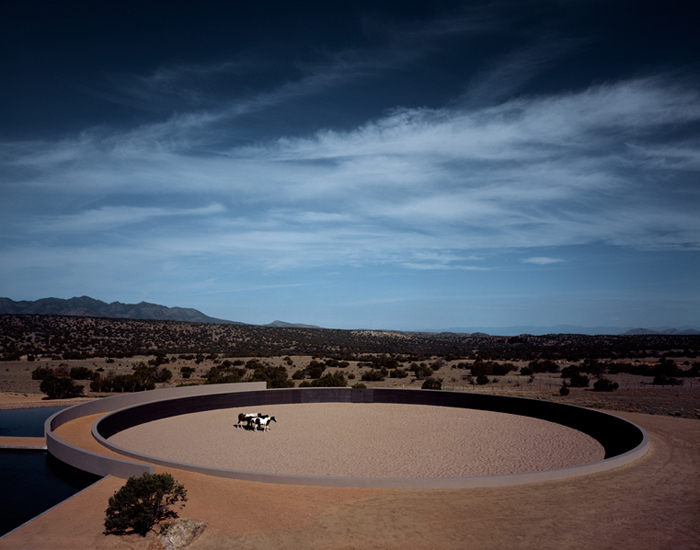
[159,518,206,549]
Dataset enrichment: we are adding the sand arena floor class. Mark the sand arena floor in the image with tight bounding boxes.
[109,402,605,478]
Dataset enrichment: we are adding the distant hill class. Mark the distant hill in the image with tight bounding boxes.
[427,324,700,336]
[621,328,700,336]
[265,320,322,329]
[0,296,242,325]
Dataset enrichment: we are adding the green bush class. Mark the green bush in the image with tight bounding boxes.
[39,375,84,399]
[70,366,96,380]
[180,366,195,379]
[307,372,347,387]
[411,364,433,380]
[390,368,408,378]
[421,378,442,390]
[652,375,681,386]
[529,360,560,373]
[104,473,187,536]
[470,359,492,376]
[492,363,515,376]
[559,383,570,396]
[593,378,619,392]
[90,373,156,393]
[248,366,295,388]
[31,366,54,380]
[476,374,489,385]
[306,361,326,379]
[561,365,580,379]
[569,373,590,388]
[361,369,385,382]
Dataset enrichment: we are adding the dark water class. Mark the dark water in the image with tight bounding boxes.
[0,408,102,537]
[0,406,65,437]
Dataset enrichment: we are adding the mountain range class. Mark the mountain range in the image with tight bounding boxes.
[0,296,238,325]
[428,325,700,336]
[0,297,696,335]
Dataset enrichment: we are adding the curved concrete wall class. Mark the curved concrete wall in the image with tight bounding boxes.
[44,382,267,478]
[89,387,649,489]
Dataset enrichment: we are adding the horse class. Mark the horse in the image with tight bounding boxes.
[236,413,268,429]
[254,416,277,432]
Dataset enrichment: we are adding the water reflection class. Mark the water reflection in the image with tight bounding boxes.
[0,408,102,537]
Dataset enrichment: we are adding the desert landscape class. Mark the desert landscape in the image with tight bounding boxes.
[4,0,699,547]
[0,315,699,549]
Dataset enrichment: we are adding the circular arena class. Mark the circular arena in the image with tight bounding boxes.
[46,383,648,489]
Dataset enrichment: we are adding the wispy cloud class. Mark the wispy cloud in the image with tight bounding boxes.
[459,36,587,107]
[28,204,225,234]
[522,257,565,265]
[2,74,699,278]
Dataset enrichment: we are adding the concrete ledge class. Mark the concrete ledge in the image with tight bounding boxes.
[0,436,47,450]
[44,382,266,478]
[91,387,649,488]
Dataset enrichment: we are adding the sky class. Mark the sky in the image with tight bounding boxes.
[1,0,699,332]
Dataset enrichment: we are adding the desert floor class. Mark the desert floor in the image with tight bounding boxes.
[0,393,698,550]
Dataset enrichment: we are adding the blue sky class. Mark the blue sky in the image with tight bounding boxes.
[1,0,699,331]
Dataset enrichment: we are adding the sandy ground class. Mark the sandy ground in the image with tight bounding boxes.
[0,403,698,549]
[110,403,605,478]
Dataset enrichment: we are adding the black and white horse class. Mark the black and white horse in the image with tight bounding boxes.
[253,416,277,432]
[236,412,268,429]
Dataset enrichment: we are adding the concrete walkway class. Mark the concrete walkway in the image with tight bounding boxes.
[0,436,47,450]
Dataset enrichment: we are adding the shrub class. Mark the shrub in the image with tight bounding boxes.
[147,353,169,367]
[307,372,347,387]
[430,359,445,371]
[421,378,442,390]
[561,365,580,379]
[652,375,680,386]
[31,366,54,380]
[249,366,295,388]
[492,363,514,376]
[351,383,367,389]
[559,383,570,396]
[90,373,156,393]
[361,369,385,382]
[306,361,326,379]
[593,378,619,392]
[529,360,560,373]
[70,366,96,380]
[569,373,590,388]
[54,364,71,377]
[104,473,187,536]
[476,374,489,385]
[180,366,195,379]
[412,364,433,380]
[39,375,84,399]
[204,364,245,384]
[390,368,409,379]
[152,367,172,383]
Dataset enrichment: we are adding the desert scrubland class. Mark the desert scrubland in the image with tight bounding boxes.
[1,314,699,550]
[1,314,699,417]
